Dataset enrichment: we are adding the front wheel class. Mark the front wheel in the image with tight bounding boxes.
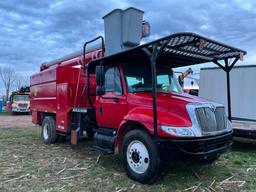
[121,129,161,184]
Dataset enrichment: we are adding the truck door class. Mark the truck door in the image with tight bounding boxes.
[96,66,126,129]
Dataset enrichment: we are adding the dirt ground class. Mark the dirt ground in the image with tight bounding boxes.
[0,114,34,128]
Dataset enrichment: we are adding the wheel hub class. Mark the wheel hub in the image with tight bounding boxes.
[131,151,140,163]
[127,140,149,174]
[43,124,49,140]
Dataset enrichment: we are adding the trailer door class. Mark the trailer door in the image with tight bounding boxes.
[96,66,127,128]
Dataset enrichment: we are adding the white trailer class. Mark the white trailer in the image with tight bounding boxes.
[199,65,256,138]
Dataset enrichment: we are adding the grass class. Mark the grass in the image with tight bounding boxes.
[0,127,256,192]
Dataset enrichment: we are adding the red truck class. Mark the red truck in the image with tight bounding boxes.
[30,8,246,183]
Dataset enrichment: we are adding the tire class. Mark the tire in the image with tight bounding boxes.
[41,116,57,144]
[121,129,161,184]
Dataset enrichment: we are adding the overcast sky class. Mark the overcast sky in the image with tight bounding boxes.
[0,0,256,94]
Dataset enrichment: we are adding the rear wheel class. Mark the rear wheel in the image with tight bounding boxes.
[41,116,57,144]
[121,129,161,184]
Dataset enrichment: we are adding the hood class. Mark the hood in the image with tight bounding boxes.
[127,92,215,124]
[127,91,211,110]
[169,92,211,104]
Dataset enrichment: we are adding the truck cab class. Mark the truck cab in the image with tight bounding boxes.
[96,63,231,139]
[11,94,30,112]
[8,87,30,114]
[88,38,239,182]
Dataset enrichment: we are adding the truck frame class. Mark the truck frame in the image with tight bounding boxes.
[30,32,246,183]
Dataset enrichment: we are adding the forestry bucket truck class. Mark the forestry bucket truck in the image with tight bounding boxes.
[30,7,246,183]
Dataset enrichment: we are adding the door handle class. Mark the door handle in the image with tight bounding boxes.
[102,96,120,103]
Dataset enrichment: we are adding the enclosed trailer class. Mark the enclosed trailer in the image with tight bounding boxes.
[199,65,256,138]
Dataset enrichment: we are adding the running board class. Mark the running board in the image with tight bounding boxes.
[93,145,114,154]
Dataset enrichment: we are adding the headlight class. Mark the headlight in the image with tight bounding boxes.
[160,126,195,137]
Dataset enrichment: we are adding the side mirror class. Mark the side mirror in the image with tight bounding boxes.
[95,65,105,95]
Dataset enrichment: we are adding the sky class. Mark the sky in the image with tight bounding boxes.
[0,0,256,95]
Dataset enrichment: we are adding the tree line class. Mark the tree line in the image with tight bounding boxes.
[0,67,29,104]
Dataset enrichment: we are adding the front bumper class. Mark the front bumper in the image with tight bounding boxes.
[157,131,233,161]
[12,108,30,113]
[233,128,256,139]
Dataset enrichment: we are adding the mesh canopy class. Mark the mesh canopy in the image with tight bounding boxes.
[89,32,246,70]
[160,35,240,60]
[145,33,246,66]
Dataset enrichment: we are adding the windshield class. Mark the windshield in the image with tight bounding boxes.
[13,95,29,101]
[123,65,183,93]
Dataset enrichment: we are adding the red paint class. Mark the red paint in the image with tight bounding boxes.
[30,48,100,132]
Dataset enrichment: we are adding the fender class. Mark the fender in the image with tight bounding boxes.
[114,107,192,153]
[122,107,155,133]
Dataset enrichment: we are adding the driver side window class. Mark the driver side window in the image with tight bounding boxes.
[104,67,123,95]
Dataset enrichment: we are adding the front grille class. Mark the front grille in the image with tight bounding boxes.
[196,106,227,134]
[18,103,28,108]
[215,107,227,131]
